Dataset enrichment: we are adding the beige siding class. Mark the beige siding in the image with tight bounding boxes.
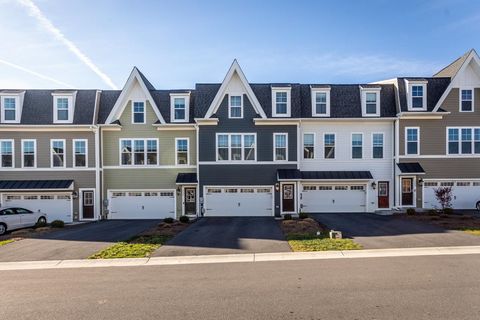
[0,131,95,168]
[102,100,196,166]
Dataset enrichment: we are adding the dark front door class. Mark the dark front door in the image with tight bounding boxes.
[184,188,196,215]
[401,178,413,206]
[282,184,295,212]
[378,181,389,208]
[82,191,94,219]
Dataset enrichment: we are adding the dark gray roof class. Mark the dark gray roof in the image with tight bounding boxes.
[97,90,121,124]
[397,163,425,174]
[150,90,195,123]
[136,68,156,91]
[176,173,197,184]
[0,180,74,190]
[278,169,373,180]
[194,84,221,118]
[397,77,451,112]
[434,50,473,78]
[0,90,97,125]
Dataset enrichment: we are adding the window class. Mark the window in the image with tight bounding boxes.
[120,139,158,166]
[475,129,480,154]
[51,139,65,167]
[176,138,189,165]
[361,88,380,116]
[372,133,384,159]
[324,134,335,159]
[170,94,190,122]
[22,139,36,168]
[461,128,472,154]
[73,139,87,167]
[303,186,317,191]
[303,133,315,159]
[216,133,256,161]
[272,88,291,117]
[448,128,459,154]
[448,127,480,155]
[351,134,363,159]
[311,89,330,116]
[173,98,186,121]
[132,101,145,124]
[229,95,243,118]
[366,93,377,114]
[52,95,74,123]
[274,133,288,161]
[405,128,419,155]
[0,140,13,168]
[2,97,17,122]
[56,98,69,121]
[412,86,424,108]
[460,89,473,112]
[335,186,348,190]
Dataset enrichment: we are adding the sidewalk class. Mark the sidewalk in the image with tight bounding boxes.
[1,245,480,271]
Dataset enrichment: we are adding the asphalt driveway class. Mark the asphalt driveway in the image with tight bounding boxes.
[0,220,160,262]
[311,213,480,249]
[154,217,291,256]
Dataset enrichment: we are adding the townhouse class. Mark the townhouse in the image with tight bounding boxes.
[0,49,478,221]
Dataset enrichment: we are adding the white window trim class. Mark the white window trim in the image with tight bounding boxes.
[361,88,381,117]
[72,139,88,168]
[0,139,15,168]
[405,80,427,111]
[271,87,291,117]
[311,88,331,117]
[175,137,190,166]
[405,127,420,156]
[119,138,159,166]
[302,132,316,160]
[52,95,74,123]
[351,133,364,160]
[131,100,146,124]
[1,96,20,123]
[323,132,336,160]
[446,126,480,156]
[459,88,475,113]
[170,94,190,122]
[273,133,289,162]
[215,133,257,163]
[228,94,244,119]
[21,139,36,168]
[371,132,384,159]
[50,139,66,168]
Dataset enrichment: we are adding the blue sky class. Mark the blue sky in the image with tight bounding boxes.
[0,0,479,89]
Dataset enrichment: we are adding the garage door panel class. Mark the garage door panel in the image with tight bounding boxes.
[301,185,366,213]
[204,187,273,217]
[109,191,175,219]
[3,194,72,222]
[424,181,480,210]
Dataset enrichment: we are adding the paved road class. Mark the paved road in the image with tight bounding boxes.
[154,217,291,256]
[312,213,480,249]
[1,254,479,319]
[0,220,160,262]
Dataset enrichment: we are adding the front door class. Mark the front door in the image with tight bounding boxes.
[282,184,295,212]
[82,191,94,219]
[378,181,389,208]
[401,178,413,206]
[184,188,196,215]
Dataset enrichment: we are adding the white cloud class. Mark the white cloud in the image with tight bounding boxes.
[16,0,118,89]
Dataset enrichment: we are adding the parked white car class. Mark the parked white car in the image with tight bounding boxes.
[0,207,47,235]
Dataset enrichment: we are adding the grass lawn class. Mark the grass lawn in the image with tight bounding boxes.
[89,235,171,259]
[287,233,362,252]
[459,228,480,236]
[0,239,15,246]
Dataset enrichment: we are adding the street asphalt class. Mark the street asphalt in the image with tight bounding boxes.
[1,254,479,319]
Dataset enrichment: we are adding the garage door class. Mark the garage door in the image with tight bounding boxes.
[423,181,480,209]
[301,184,366,213]
[204,187,273,217]
[2,194,72,222]
[108,191,175,219]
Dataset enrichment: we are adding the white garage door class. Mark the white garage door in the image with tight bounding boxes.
[2,193,72,222]
[423,181,480,209]
[301,184,367,213]
[204,187,273,217]
[108,191,175,219]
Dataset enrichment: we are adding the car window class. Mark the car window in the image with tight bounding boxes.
[0,209,17,215]
[15,208,33,214]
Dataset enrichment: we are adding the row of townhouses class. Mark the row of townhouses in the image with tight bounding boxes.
[0,50,479,222]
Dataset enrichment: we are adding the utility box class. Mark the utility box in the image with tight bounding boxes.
[329,230,342,239]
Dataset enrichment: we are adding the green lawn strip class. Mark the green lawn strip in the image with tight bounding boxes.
[286,233,362,252]
[89,235,171,259]
[0,239,15,247]
[457,228,480,236]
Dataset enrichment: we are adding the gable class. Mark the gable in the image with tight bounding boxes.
[451,59,480,87]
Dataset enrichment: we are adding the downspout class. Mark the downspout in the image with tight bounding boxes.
[94,125,101,220]
[394,118,400,208]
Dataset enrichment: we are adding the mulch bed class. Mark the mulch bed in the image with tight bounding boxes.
[137,220,191,238]
[395,213,480,230]
[279,218,327,236]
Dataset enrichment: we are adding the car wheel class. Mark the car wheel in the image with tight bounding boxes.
[477,202,480,212]
[37,217,47,225]
[0,223,7,236]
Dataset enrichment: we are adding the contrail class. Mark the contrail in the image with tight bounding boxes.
[17,0,119,89]
[0,58,75,88]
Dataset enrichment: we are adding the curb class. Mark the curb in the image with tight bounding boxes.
[1,245,480,271]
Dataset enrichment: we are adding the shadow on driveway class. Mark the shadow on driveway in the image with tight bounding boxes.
[311,213,480,249]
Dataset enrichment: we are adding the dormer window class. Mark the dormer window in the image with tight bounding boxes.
[405,80,427,111]
[52,93,75,123]
[311,88,330,117]
[1,97,18,122]
[170,93,190,122]
[229,95,243,119]
[360,87,381,117]
[132,101,145,124]
[272,87,291,117]
[412,86,424,108]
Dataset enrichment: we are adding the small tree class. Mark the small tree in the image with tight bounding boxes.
[434,186,453,211]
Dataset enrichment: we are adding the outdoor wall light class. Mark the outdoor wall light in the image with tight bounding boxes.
[176,186,181,195]
[71,191,79,199]
[418,178,424,185]
[275,183,280,192]
[371,182,377,190]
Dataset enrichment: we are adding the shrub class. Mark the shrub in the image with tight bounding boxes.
[298,211,308,219]
[163,217,175,224]
[179,215,190,223]
[434,186,453,211]
[283,214,293,220]
[50,220,65,228]
[443,207,454,215]
[406,208,416,216]
[34,220,47,228]
[427,209,438,216]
